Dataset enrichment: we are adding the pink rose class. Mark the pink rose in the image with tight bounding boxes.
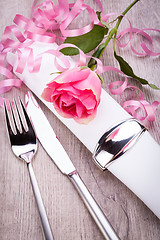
[41,67,101,124]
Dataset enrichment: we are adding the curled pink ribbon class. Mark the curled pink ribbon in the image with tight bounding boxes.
[31,0,99,37]
[117,27,160,57]
[0,12,57,107]
[108,76,160,123]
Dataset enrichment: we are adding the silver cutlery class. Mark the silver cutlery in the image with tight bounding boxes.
[25,91,120,240]
[4,98,54,240]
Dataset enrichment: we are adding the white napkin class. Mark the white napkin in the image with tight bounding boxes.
[7,42,160,219]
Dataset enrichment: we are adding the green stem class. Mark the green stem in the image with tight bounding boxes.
[102,0,140,56]
[89,0,140,70]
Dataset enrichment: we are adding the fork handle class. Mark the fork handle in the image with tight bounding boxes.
[27,162,54,240]
[68,171,120,240]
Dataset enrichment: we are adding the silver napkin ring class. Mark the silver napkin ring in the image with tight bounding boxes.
[92,118,147,170]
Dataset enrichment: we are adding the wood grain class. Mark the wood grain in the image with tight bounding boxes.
[0,1,160,240]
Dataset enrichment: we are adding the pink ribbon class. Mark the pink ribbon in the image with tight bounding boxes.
[108,75,160,123]
[117,27,160,57]
[31,0,99,37]
[0,0,159,127]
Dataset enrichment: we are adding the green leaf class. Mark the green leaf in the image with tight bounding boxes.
[148,83,160,90]
[60,47,78,56]
[114,51,159,89]
[80,66,88,70]
[96,11,109,29]
[60,25,108,56]
[96,11,101,21]
[50,71,62,75]
[88,43,105,68]
[97,74,104,84]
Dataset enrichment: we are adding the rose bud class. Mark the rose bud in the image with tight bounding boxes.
[41,66,101,124]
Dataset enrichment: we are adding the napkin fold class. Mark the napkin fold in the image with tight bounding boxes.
[7,42,160,219]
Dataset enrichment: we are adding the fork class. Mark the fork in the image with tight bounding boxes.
[4,98,54,240]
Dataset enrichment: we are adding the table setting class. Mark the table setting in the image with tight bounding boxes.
[0,0,160,240]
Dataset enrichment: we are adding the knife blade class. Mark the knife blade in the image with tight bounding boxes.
[25,91,120,240]
[25,91,75,175]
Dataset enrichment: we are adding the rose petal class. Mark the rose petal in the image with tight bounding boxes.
[41,87,54,102]
[73,70,101,101]
[53,83,81,96]
[78,92,96,110]
[74,108,97,124]
[75,101,86,117]
[47,67,90,85]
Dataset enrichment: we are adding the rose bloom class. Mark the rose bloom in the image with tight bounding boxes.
[41,67,101,124]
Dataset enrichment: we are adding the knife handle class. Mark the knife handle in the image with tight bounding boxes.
[68,171,120,240]
[27,162,54,240]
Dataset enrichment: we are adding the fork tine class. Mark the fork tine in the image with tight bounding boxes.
[9,100,20,134]
[14,98,26,132]
[19,97,34,133]
[4,101,14,136]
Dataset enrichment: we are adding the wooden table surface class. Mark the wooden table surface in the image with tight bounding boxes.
[0,1,160,239]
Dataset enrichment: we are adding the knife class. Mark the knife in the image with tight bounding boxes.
[25,91,120,240]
